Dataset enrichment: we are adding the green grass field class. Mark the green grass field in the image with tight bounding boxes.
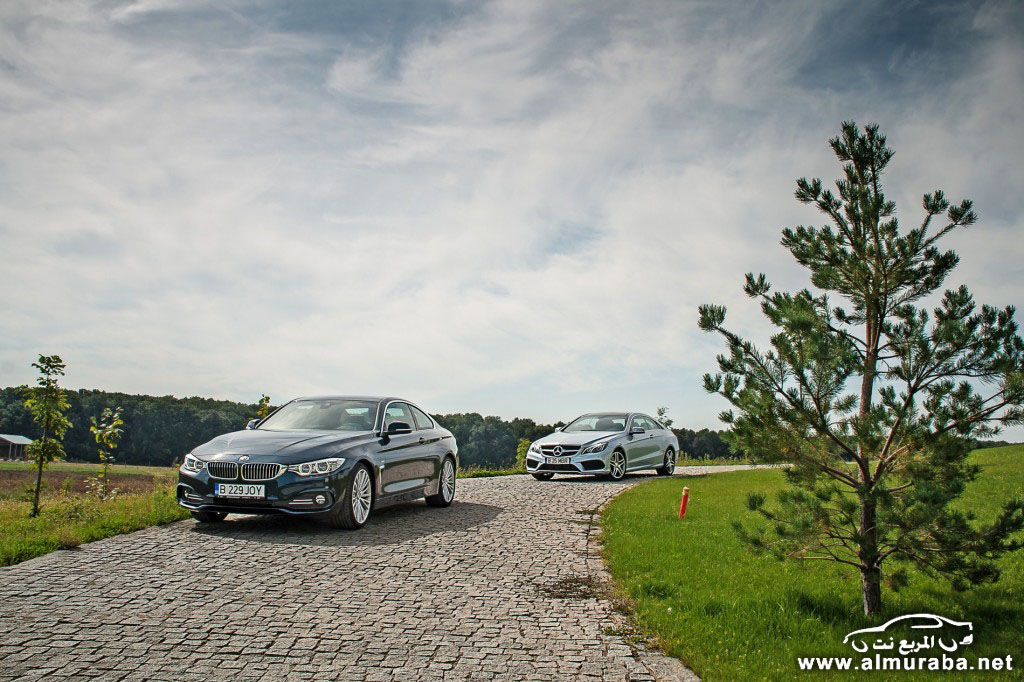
[0,460,176,476]
[0,460,188,566]
[602,446,1024,681]
[0,491,189,567]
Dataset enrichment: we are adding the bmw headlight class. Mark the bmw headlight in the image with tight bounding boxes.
[529,442,542,454]
[180,454,205,474]
[288,457,345,477]
[581,440,611,455]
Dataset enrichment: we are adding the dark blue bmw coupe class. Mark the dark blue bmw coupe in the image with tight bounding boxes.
[177,396,458,529]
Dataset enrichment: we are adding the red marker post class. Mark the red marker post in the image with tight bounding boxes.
[678,486,690,519]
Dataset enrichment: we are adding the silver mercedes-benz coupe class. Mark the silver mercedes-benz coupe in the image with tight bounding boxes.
[525,412,679,481]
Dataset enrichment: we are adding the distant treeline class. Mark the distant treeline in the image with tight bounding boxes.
[973,439,1019,450]
[0,386,763,468]
[0,387,257,466]
[435,413,562,468]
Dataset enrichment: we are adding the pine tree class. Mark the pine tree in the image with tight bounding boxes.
[698,122,1024,616]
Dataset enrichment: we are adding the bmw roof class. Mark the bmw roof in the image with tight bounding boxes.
[292,395,399,403]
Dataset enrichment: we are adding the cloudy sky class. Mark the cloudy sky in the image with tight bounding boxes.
[2,0,1022,434]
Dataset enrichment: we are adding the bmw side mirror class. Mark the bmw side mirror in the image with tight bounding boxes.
[387,421,413,435]
[629,426,645,435]
[245,419,259,430]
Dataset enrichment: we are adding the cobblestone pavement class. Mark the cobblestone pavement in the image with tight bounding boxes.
[0,467,759,681]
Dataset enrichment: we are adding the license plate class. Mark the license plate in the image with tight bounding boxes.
[214,483,265,498]
[546,457,571,465]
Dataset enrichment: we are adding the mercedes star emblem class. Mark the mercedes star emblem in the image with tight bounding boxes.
[552,446,563,456]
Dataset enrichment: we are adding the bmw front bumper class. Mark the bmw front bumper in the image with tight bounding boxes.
[176,465,356,517]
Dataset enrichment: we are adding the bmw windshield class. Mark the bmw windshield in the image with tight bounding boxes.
[561,413,627,432]
[258,399,377,431]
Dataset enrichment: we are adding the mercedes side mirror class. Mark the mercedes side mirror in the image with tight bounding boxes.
[387,421,413,435]
[245,419,259,430]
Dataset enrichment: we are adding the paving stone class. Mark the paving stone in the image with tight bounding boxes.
[0,468,756,680]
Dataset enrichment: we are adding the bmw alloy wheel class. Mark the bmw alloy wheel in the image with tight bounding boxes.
[427,457,457,507]
[441,459,455,502]
[609,451,626,480]
[351,467,372,524]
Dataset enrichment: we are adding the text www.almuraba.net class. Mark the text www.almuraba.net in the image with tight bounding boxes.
[797,654,1013,672]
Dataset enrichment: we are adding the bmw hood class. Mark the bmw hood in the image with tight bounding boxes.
[535,431,620,447]
[190,429,372,463]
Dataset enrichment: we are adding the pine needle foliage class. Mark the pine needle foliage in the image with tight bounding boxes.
[698,122,1024,616]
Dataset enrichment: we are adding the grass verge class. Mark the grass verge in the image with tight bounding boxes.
[601,446,1024,681]
[458,466,525,479]
[675,457,751,467]
[0,488,190,567]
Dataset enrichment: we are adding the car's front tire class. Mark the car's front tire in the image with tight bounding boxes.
[191,510,227,523]
[656,447,676,476]
[426,457,457,507]
[326,463,374,530]
[607,450,627,481]
[531,472,554,481]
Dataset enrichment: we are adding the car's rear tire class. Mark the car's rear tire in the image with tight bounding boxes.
[606,450,627,481]
[656,447,676,476]
[191,510,227,523]
[426,457,457,507]
[531,472,554,481]
[326,463,373,530]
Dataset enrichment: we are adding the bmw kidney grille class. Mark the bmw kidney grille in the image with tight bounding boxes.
[206,461,238,480]
[240,462,286,481]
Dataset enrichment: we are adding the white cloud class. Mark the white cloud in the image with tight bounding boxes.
[0,0,1021,439]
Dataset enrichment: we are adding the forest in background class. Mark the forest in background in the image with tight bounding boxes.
[0,387,749,468]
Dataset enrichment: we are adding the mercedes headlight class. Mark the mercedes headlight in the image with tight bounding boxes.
[581,440,611,455]
[180,454,205,474]
[529,442,542,454]
[288,457,345,477]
